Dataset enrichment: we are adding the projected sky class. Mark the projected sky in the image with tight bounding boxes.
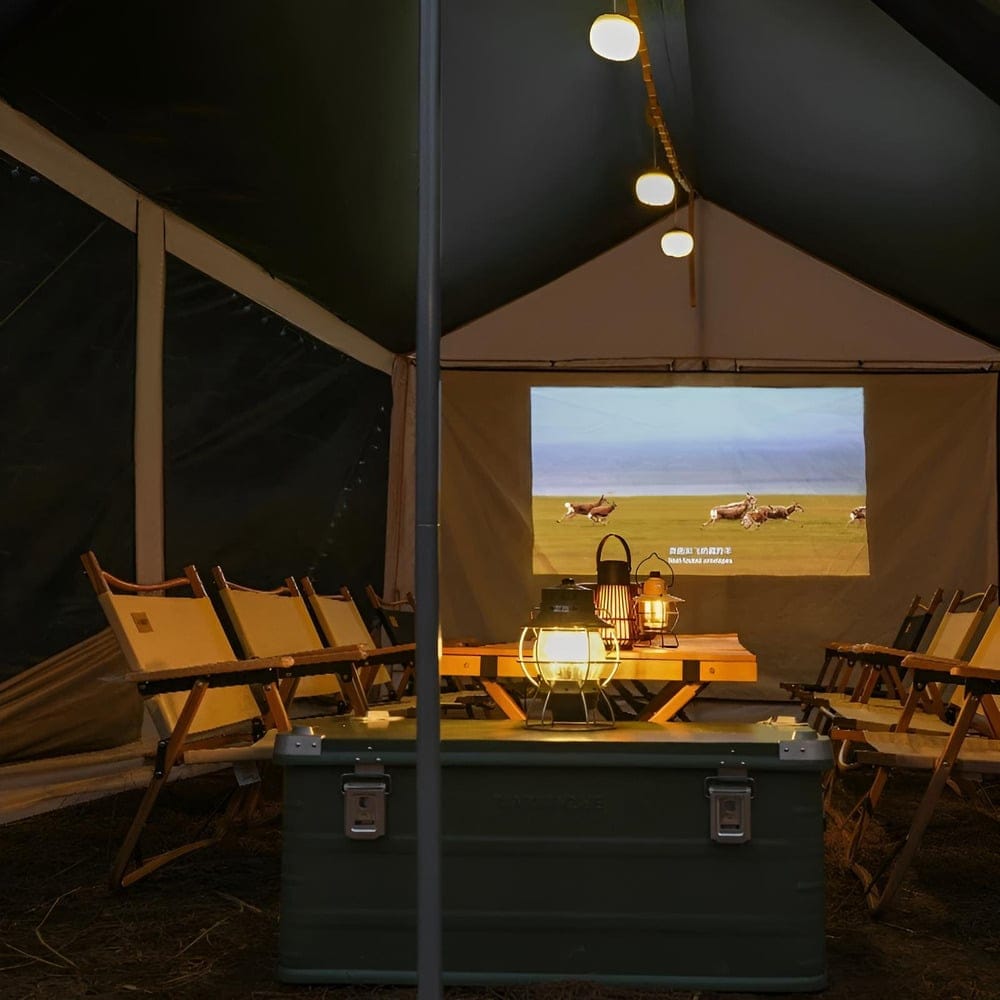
[532,386,866,496]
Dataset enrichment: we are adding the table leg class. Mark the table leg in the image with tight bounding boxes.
[642,683,706,724]
[480,679,526,721]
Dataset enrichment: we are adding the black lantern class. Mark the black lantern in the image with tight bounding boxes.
[594,534,638,650]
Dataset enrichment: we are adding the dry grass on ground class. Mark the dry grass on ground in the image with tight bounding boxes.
[3,769,1000,1000]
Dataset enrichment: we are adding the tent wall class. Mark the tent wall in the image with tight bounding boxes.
[440,202,1000,367]
[161,256,391,605]
[0,163,393,730]
[0,161,136,679]
[438,370,998,694]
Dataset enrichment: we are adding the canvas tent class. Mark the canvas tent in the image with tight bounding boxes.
[2,0,1000,818]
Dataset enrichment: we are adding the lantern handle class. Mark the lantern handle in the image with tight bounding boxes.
[634,551,675,588]
[595,533,631,572]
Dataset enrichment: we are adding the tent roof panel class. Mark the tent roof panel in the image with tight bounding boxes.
[0,1,998,353]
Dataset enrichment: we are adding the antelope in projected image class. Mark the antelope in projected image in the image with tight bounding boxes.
[556,494,617,524]
[741,502,804,529]
[849,505,867,525]
[702,493,757,527]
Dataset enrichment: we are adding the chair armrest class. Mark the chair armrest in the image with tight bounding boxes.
[364,642,417,664]
[851,643,909,661]
[901,653,964,672]
[950,662,1000,681]
[124,646,367,690]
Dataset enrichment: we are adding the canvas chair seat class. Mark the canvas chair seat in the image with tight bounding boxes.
[828,700,957,735]
[856,731,1000,774]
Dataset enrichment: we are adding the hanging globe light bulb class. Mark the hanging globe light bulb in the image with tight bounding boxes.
[660,229,695,258]
[635,171,676,206]
[589,13,640,61]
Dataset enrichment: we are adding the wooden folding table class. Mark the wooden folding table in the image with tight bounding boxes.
[439,633,758,723]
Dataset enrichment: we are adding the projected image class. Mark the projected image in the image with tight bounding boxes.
[531,386,869,576]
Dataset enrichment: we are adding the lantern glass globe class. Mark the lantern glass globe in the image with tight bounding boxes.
[589,14,640,61]
[635,171,676,206]
[660,229,695,258]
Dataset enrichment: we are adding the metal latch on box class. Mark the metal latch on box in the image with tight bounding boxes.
[341,762,391,840]
[705,765,754,844]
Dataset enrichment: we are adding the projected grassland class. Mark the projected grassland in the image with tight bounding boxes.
[533,494,869,577]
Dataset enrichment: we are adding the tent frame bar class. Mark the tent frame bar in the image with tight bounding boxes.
[0,99,393,375]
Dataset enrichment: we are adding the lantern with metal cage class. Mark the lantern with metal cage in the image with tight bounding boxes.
[633,552,684,648]
[518,579,621,730]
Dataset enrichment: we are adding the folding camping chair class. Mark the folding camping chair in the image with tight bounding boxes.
[819,586,996,737]
[213,566,369,715]
[303,579,482,715]
[81,552,363,888]
[301,578,407,701]
[784,589,943,722]
[844,604,1000,913]
[816,588,994,818]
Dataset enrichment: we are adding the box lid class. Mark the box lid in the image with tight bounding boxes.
[274,718,830,771]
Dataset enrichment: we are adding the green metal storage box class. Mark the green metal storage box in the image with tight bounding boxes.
[274,719,831,991]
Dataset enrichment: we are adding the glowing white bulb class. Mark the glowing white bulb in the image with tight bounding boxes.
[535,628,606,682]
[635,171,676,206]
[589,14,640,62]
[660,229,694,258]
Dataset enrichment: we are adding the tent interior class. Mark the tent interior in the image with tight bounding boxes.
[2,0,1000,821]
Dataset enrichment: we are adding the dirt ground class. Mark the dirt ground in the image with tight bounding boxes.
[3,768,1000,1000]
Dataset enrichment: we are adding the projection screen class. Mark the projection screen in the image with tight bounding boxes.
[531,385,868,577]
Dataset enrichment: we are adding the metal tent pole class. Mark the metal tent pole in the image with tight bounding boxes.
[415,0,442,997]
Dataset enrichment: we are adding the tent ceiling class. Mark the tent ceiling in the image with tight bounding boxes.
[0,0,998,355]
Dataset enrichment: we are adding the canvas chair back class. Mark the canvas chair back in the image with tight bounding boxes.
[924,588,995,660]
[365,584,416,646]
[302,581,376,651]
[967,606,1000,669]
[889,588,943,653]
[214,569,344,700]
[94,586,261,740]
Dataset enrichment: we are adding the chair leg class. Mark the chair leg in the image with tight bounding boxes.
[112,681,208,889]
[856,694,980,914]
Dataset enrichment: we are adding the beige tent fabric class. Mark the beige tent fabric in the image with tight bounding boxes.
[441,202,1000,367]
[439,370,998,697]
[0,629,142,763]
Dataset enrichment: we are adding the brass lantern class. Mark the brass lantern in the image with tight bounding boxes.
[518,579,621,730]
[634,553,684,648]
